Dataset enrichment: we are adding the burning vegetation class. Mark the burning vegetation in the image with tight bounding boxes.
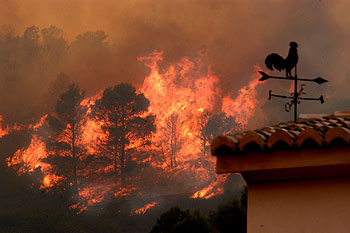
[0,25,266,233]
[0,0,342,231]
[4,46,263,214]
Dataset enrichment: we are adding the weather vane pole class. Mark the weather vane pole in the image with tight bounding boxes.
[258,42,328,122]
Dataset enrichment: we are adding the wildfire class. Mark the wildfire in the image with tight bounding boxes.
[79,184,111,206]
[114,187,137,197]
[0,115,8,138]
[138,51,263,199]
[191,175,228,199]
[7,135,48,174]
[138,51,221,167]
[0,115,23,138]
[132,201,158,215]
[5,50,265,211]
[222,65,263,126]
[7,134,62,189]
[42,173,63,189]
[80,91,105,154]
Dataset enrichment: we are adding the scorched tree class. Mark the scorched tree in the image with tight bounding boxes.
[92,83,155,186]
[44,83,87,201]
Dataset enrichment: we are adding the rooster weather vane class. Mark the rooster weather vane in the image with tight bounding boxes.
[258,42,328,122]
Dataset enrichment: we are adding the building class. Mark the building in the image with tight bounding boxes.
[211,114,350,233]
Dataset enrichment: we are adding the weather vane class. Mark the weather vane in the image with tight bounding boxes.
[258,42,328,122]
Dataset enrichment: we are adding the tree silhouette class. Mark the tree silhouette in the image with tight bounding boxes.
[209,187,247,233]
[46,72,71,112]
[199,113,239,157]
[44,83,86,201]
[40,26,67,75]
[92,83,155,186]
[0,26,19,73]
[0,25,66,126]
[166,113,183,168]
[150,206,211,233]
[0,26,116,127]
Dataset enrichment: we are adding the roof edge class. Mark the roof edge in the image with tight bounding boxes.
[211,135,238,155]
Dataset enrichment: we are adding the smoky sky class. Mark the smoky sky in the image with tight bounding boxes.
[0,0,350,126]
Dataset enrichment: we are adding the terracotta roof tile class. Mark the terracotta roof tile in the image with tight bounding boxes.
[211,116,350,156]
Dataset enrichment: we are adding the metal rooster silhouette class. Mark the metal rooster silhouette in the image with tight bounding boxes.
[258,41,328,122]
[265,42,298,78]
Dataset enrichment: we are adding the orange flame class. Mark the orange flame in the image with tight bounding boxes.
[222,65,263,126]
[0,115,8,138]
[132,201,158,215]
[6,114,63,189]
[7,134,62,188]
[6,51,265,209]
[42,173,63,189]
[138,50,221,167]
[0,115,23,138]
[191,175,227,199]
[79,91,106,155]
[7,135,48,174]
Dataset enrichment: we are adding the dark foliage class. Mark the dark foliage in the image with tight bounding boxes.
[199,112,240,157]
[150,187,247,233]
[150,207,211,233]
[209,187,247,233]
[203,113,239,142]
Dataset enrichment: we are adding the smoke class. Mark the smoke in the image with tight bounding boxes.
[1,1,350,222]
[0,0,349,126]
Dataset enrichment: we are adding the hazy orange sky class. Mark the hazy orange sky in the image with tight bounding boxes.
[1,0,350,122]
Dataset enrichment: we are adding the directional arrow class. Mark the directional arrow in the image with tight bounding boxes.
[258,71,328,85]
[258,71,271,81]
[313,77,328,85]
